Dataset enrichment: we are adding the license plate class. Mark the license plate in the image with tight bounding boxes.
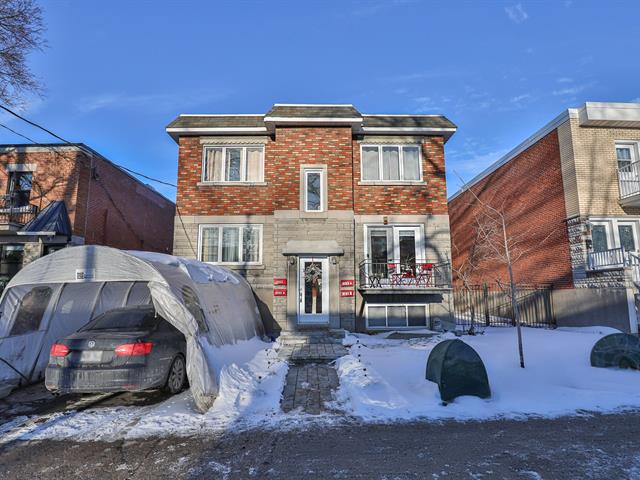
[79,350,103,363]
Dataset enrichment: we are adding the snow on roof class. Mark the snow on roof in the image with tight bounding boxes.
[127,251,239,284]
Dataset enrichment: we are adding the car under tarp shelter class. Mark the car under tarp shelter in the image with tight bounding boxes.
[0,245,265,412]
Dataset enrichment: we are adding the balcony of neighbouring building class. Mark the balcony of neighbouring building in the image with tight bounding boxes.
[0,194,38,231]
[587,246,640,273]
[618,161,640,207]
[358,260,452,293]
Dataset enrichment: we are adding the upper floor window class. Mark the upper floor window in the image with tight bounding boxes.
[202,146,264,183]
[616,143,638,170]
[199,224,262,265]
[304,168,324,212]
[7,171,32,207]
[361,145,422,182]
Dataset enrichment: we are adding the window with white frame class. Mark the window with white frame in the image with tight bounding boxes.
[361,145,422,181]
[199,224,262,264]
[202,146,264,183]
[303,168,324,212]
[616,143,638,170]
[366,304,428,329]
[590,219,639,253]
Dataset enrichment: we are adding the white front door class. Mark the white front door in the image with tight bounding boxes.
[298,257,329,324]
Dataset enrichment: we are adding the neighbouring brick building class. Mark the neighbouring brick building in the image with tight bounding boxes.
[0,144,175,287]
[167,104,457,334]
[449,102,640,333]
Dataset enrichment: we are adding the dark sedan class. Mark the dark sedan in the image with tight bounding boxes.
[45,305,187,395]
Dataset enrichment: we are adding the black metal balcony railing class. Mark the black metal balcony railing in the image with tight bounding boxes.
[358,260,452,289]
[0,194,38,226]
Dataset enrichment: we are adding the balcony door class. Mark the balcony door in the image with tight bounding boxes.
[366,226,424,279]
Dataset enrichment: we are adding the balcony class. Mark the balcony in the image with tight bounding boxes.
[618,161,640,207]
[0,195,38,230]
[358,260,452,293]
[587,247,640,285]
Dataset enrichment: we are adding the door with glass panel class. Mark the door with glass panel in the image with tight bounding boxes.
[366,226,423,285]
[393,227,422,270]
[298,257,329,324]
[617,222,638,253]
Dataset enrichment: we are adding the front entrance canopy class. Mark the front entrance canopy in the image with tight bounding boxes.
[0,245,265,412]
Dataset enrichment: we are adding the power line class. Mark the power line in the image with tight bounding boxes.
[0,103,176,188]
[0,104,196,256]
[0,122,40,145]
[0,104,73,145]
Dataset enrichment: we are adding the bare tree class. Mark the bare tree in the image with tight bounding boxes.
[455,173,554,368]
[0,0,45,106]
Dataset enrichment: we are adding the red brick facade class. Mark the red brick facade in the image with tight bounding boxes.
[448,130,573,288]
[0,147,175,253]
[353,137,448,215]
[176,127,448,216]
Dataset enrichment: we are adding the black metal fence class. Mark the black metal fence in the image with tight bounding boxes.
[454,283,555,332]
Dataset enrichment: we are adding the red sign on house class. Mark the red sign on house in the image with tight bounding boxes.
[273,288,287,296]
[340,290,354,297]
[340,279,355,287]
[273,278,287,286]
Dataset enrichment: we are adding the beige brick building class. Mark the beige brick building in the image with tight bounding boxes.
[450,102,640,333]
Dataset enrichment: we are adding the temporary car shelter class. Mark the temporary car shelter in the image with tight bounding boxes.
[0,245,265,412]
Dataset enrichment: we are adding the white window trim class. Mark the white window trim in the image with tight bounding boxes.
[589,217,640,253]
[197,224,263,265]
[363,224,426,262]
[360,144,423,182]
[303,168,325,212]
[365,303,429,329]
[616,141,639,161]
[201,145,264,183]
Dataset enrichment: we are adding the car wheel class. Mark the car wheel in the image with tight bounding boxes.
[163,355,186,395]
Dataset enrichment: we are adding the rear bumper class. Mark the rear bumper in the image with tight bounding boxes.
[45,365,164,394]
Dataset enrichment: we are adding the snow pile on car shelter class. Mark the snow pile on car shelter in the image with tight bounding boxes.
[0,245,265,412]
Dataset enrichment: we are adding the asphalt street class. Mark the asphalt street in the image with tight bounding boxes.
[1,411,640,479]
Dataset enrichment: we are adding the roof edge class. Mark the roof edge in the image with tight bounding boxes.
[448,109,574,202]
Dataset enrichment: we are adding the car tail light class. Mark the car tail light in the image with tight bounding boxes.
[114,342,153,357]
[50,343,70,357]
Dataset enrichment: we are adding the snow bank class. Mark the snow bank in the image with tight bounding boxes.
[335,327,640,421]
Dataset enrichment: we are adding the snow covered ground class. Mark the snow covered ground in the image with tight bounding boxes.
[335,326,640,421]
[3,326,640,442]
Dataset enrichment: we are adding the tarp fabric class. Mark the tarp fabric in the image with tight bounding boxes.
[0,245,264,411]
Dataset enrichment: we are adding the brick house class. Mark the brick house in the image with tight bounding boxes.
[167,104,457,334]
[449,102,640,333]
[0,143,175,287]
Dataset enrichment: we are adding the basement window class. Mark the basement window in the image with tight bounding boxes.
[365,304,428,329]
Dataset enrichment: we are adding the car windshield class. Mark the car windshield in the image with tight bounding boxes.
[82,309,159,331]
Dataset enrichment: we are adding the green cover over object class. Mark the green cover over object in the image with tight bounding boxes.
[426,339,491,402]
[590,333,640,370]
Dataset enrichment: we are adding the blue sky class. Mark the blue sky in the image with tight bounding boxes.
[2,0,639,200]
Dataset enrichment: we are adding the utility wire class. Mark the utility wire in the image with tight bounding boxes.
[0,103,176,188]
[0,104,196,256]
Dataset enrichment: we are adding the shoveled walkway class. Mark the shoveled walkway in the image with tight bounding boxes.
[277,332,348,415]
